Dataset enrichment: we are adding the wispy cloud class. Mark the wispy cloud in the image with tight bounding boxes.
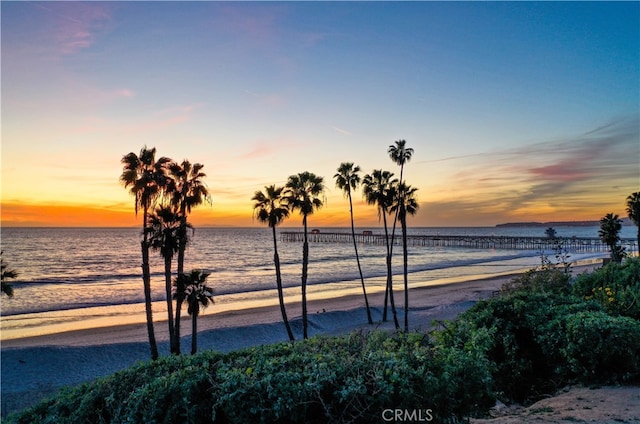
[237,138,301,161]
[240,142,278,160]
[34,2,112,55]
[422,116,639,225]
[331,126,352,136]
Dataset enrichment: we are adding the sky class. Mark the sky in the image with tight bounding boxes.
[1,1,639,228]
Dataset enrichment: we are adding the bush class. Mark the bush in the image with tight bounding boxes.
[11,264,639,423]
[442,277,640,404]
[501,267,571,295]
[444,292,593,403]
[11,353,220,424]
[9,331,495,424]
[211,331,494,423]
[572,257,640,319]
[564,311,640,383]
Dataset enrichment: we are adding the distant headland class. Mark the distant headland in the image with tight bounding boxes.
[496,218,632,228]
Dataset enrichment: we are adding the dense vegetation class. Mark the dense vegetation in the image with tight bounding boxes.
[443,258,640,404]
[9,331,494,424]
[9,258,640,423]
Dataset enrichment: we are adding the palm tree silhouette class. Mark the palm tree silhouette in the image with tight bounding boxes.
[168,160,210,354]
[1,251,17,298]
[362,169,400,329]
[387,140,414,241]
[388,140,414,190]
[626,192,640,252]
[181,269,214,355]
[120,146,170,360]
[390,182,419,331]
[168,160,211,276]
[285,172,325,339]
[252,185,295,341]
[147,206,185,354]
[334,162,372,324]
[599,213,625,263]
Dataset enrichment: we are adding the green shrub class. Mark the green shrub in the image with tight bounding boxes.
[445,291,602,403]
[572,257,640,319]
[8,331,494,424]
[12,264,639,423]
[501,267,572,295]
[564,311,640,383]
[211,331,494,423]
[11,353,221,424]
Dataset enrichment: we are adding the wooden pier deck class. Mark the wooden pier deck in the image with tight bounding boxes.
[280,231,637,253]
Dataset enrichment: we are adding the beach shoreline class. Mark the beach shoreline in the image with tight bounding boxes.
[0,264,598,416]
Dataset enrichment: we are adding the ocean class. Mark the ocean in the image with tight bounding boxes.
[1,226,635,339]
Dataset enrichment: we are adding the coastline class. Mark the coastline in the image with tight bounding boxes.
[1,264,598,416]
[0,255,604,342]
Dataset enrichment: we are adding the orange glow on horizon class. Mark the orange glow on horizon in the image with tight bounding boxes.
[1,202,138,227]
[1,200,627,228]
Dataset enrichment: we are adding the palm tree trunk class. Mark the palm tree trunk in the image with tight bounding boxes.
[164,256,175,354]
[348,190,372,324]
[382,208,389,322]
[389,163,404,262]
[174,211,188,355]
[142,212,159,360]
[191,313,198,355]
[401,213,409,332]
[174,299,183,354]
[273,225,294,341]
[302,215,309,339]
[386,163,404,323]
[382,211,399,329]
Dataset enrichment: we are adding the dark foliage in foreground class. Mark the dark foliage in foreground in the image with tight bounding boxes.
[572,257,640,320]
[441,291,640,404]
[438,259,640,404]
[9,331,494,424]
[9,259,640,423]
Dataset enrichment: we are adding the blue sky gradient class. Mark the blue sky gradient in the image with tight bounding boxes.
[2,1,638,226]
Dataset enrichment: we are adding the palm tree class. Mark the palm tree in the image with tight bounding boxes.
[252,185,295,341]
[599,213,625,263]
[168,160,211,354]
[181,269,214,354]
[626,192,640,252]
[334,162,372,324]
[147,206,185,354]
[168,160,211,275]
[120,146,171,360]
[390,182,419,331]
[387,140,414,242]
[285,172,325,339]
[362,169,400,329]
[388,140,414,189]
[1,251,17,298]
[545,227,558,239]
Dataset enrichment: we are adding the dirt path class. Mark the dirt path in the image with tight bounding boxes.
[472,385,640,424]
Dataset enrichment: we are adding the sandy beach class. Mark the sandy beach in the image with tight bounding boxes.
[5,263,632,421]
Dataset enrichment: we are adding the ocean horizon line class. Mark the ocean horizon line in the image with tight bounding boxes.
[1,222,627,230]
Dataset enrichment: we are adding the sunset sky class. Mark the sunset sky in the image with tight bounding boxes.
[2,1,638,228]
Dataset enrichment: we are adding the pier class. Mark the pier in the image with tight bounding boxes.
[280,231,637,253]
